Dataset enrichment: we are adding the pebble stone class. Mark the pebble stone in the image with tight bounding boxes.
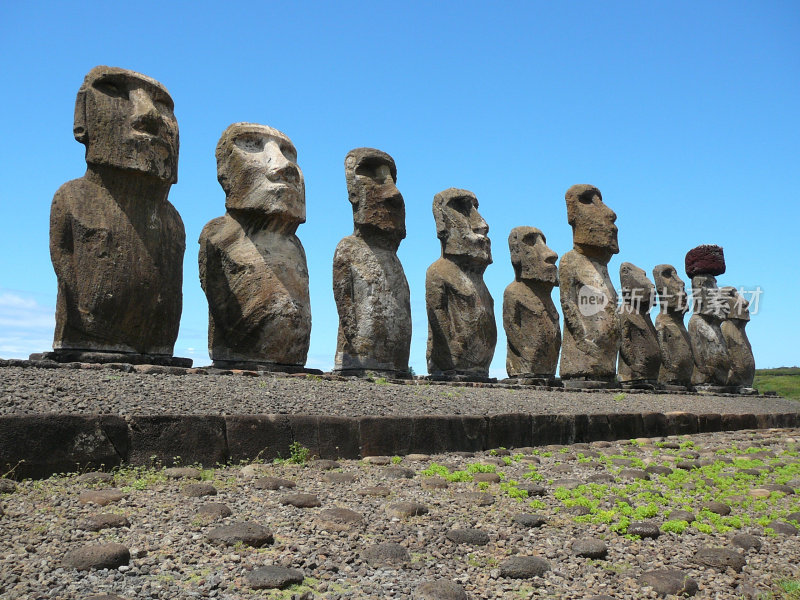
[254,476,296,490]
[413,579,470,600]
[280,493,321,508]
[0,479,16,493]
[386,502,428,518]
[627,521,660,538]
[363,456,392,465]
[206,522,274,547]
[732,533,762,552]
[421,476,449,490]
[446,528,490,546]
[79,513,130,531]
[78,489,125,506]
[62,543,130,571]
[357,485,390,496]
[181,482,217,497]
[324,472,357,484]
[767,520,798,535]
[513,513,547,528]
[639,569,699,597]
[246,565,304,590]
[312,459,340,470]
[317,507,364,531]
[362,542,410,567]
[572,537,608,559]
[703,501,732,515]
[195,503,232,519]
[694,546,747,572]
[472,472,501,483]
[668,509,696,523]
[499,555,551,579]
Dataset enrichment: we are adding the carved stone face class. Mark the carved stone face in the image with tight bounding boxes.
[653,264,689,314]
[692,274,726,320]
[74,66,179,183]
[508,226,557,285]
[620,262,655,311]
[565,184,618,257]
[344,148,405,241]
[722,286,751,322]
[433,188,491,267]
[216,123,305,224]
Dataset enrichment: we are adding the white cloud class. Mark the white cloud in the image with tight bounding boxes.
[0,288,55,358]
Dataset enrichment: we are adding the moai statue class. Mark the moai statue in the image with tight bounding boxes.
[652,264,694,389]
[503,226,560,384]
[617,262,661,389]
[44,66,188,366]
[198,123,313,372]
[721,286,756,392]
[685,244,731,389]
[426,188,496,381]
[558,185,619,388]
[332,148,411,378]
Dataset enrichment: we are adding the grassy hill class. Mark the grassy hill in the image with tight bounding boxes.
[754,367,800,399]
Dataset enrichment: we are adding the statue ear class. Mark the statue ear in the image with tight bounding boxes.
[73,88,88,144]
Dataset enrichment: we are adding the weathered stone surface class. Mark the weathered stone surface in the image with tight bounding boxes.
[199,123,310,370]
[695,546,746,571]
[503,226,560,379]
[572,537,608,559]
[49,66,185,362]
[0,415,128,479]
[721,286,755,388]
[687,267,731,386]
[78,489,125,506]
[363,542,410,567]
[246,565,304,590]
[685,244,725,277]
[426,188,496,379]
[413,580,470,600]
[732,533,762,552]
[618,262,661,385]
[559,185,619,383]
[317,507,364,531]
[386,502,428,518]
[499,555,551,579]
[78,513,130,531]
[280,493,321,508]
[196,503,232,520]
[627,520,660,538]
[253,476,296,490]
[446,528,490,546]
[206,522,273,547]
[653,264,694,388]
[640,569,699,597]
[333,148,411,378]
[63,543,130,571]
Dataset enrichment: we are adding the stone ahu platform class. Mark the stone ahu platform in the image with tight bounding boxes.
[1,358,798,480]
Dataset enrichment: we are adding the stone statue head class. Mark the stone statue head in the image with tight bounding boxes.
[653,264,689,314]
[619,262,655,312]
[216,123,305,225]
[565,184,618,259]
[508,226,557,285]
[692,274,727,320]
[433,188,491,268]
[344,148,404,242]
[721,286,750,322]
[73,66,179,183]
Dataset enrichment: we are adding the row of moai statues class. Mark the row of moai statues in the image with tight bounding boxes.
[41,66,755,392]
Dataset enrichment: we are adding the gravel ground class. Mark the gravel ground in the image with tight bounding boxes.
[1,365,798,417]
[1,428,799,599]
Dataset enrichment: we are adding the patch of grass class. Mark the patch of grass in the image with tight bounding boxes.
[613,392,627,401]
[754,373,800,399]
[391,456,402,464]
[287,442,310,465]
[661,519,689,534]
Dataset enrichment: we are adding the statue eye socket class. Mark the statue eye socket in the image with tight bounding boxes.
[154,97,174,114]
[234,135,266,153]
[578,193,595,205]
[281,144,297,163]
[355,158,390,181]
[93,79,127,99]
[447,197,472,216]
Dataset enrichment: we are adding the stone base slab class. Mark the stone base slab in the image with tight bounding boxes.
[562,378,617,390]
[332,368,412,380]
[2,410,798,480]
[209,360,322,375]
[423,374,497,383]
[33,350,192,368]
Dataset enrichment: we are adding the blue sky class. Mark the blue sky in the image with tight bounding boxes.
[1,1,798,376]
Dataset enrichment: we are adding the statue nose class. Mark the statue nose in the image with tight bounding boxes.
[130,89,160,135]
[471,212,488,235]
